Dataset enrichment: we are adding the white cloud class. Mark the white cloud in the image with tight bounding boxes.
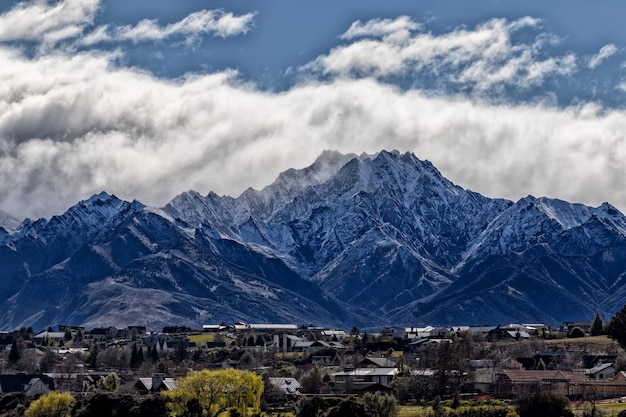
[0,46,625,220]
[588,43,618,69]
[0,0,98,43]
[340,16,421,41]
[305,17,577,93]
[0,0,255,49]
[80,9,256,46]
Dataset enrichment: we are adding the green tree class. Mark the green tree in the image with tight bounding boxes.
[87,342,99,368]
[25,392,75,417]
[363,392,398,417]
[97,373,120,392]
[8,340,20,364]
[300,366,324,394]
[608,304,626,349]
[591,312,605,336]
[568,327,585,338]
[517,389,574,417]
[327,398,365,417]
[164,369,263,417]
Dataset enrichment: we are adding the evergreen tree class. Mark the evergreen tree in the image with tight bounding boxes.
[138,346,144,365]
[130,343,139,368]
[151,345,159,362]
[88,342,99,368]
[591,312,604,336]
[608,304,626,350]
[74,329,84,342]
[8,340,20,363]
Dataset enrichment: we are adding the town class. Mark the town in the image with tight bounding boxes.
[1,313,626,417]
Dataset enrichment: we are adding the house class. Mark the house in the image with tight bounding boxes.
[333,354,400,393]
[517,351,568,370]
[87,327,128,339]
[135,373,176,395]
[33,331,66,344]
[487,327,531,341]
[202,324,227,332]
[585,363,616,381]
[268,378,302,396]
[205,341,228,349]
[320,330,348,341]
[0,374,55,397]
[430,327,452,339]
[406,326,435,338]
[291,340,334,353]
[583,355,618,369]
[496,369,588,397]
[381,326,406,339]
[334,367,398,391]
[358,357,396,368]
[561,321,592,333]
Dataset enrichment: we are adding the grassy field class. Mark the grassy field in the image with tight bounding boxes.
[546,334,620,350]
[188,333,233,345]
[572,400,626,416]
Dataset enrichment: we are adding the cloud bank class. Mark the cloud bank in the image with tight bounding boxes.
[0,6,625,221]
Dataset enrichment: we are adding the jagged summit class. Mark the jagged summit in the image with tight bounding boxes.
[0,150,625,330]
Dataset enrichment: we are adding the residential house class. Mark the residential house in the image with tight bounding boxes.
[333,355,399,393]
[405,326,435,339]
[320,330,348,341]
[333,367,398,393]
[268,378,302,396]
[33,331,66,344]
[487,327,531,341]
[517,351,568,370]
[381,326,406,339]
[291,340,322,352]
[135,373,176,395]
[430,327,452,339]
[585,363,616,381]
[583,355,618,369]
[561,321,592,334]
[358,357,396,368]
[496,369,588,397]
[0,374,55,397]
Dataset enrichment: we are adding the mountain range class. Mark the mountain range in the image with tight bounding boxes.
[1,150,625,330]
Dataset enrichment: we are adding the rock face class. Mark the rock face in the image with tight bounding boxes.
[0,150,625,330]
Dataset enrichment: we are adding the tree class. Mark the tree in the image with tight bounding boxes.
[568,327,585,338]
[87,342,99,368]
[150,345,159,362]
[517,389,574,417]
[164,369,263,417]
[608,304,626,349]
[97,373,120,392]
[300,366,324,394]
[591,312,605,336]
[363,392,398,417]
[25,392,75,417]
[8,340,20,364]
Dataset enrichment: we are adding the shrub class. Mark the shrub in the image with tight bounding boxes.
[516,390,574,417]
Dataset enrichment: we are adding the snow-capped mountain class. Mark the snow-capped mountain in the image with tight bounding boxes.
[0,150,625,330]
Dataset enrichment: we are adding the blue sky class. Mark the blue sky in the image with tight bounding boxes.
[0,0,626,219]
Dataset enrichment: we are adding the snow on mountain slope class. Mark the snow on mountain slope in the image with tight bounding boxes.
[1,150,626,329]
